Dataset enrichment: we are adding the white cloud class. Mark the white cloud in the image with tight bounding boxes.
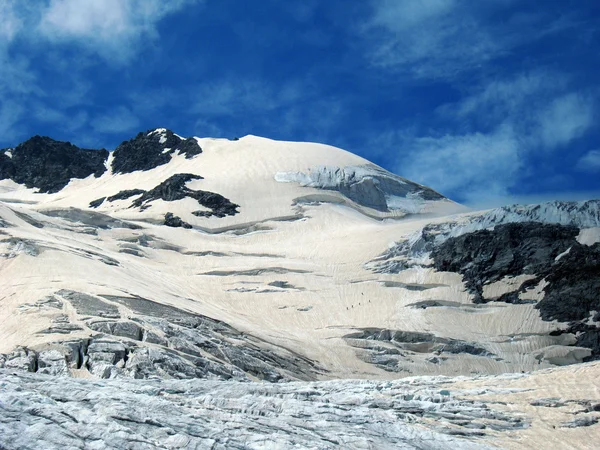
[390,73,596,201]
[398,125,521,201]
[362,0,501,78]
[92,106,139,134]
[39,0,202,62]
[448,71,567,121]
[362,0,574,79]
[536,93,594,150]
[0,0,24,42]
[576,149,600,173]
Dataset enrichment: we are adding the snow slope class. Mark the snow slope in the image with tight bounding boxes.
[0,129,599,448]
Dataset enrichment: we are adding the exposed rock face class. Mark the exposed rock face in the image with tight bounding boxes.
[0,136,108,193]
[0,369,529,450]
[365,202,600,365]
[90,173,240,219]
[370,200,600,274]
[164,212,192,228]
[111,128,202,174]
[431,223,579,304]
[430,222,600,360]
[131,173,239,218]
[276,164,444,213]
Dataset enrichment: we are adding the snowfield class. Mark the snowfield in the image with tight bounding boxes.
[0,129,599,448]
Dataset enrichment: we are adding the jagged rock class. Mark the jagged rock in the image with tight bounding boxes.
[107,188,145,202]
[164,212,192,228]
[0,136,108,193]
[1,288,321,382]
[58,290,120,318]
[127,173,239,218]
[88,197,105,208]
[90,190,146,208]
[430,223,579,302]
[111,128,201,174]
[86,340,128,378]
[39,323,83,334]
[428,222,600,360]
[90,189,145,209]
[87,320,144,341]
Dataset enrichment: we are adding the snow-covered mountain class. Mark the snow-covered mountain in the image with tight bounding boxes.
[1,129,599,449]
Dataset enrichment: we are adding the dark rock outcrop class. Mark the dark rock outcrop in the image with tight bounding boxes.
[92,173,240,219]
[370,200,600,274]
[131,173,239,218]
[431,223,579,303]
[108,189,145,202]
[89,189,146,208]
[88,197,106,208]
[0,136,108,193]
[164,212,192,229]
[430,222,600,360]
[111,129,201,174]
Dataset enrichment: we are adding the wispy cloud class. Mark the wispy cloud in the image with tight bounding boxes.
[439,72,595,151]
[361,0,576,80]
[576,149,600,173]
[446,71,568,123]
[0,0,203,147]
[388,71,596,201]
[536,93,595,150]
[38,0,203,63]
[0,0,25,42]
[398,125,521,202]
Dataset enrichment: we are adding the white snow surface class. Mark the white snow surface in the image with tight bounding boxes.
[0,132,599,449]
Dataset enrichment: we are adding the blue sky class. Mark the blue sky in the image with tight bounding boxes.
[1,0,599,206]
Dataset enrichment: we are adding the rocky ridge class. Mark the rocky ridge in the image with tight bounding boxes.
[111,128,202,174]
[0,136,108,193]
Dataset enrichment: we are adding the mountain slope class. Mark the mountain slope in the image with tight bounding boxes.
[0,128,599,448]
